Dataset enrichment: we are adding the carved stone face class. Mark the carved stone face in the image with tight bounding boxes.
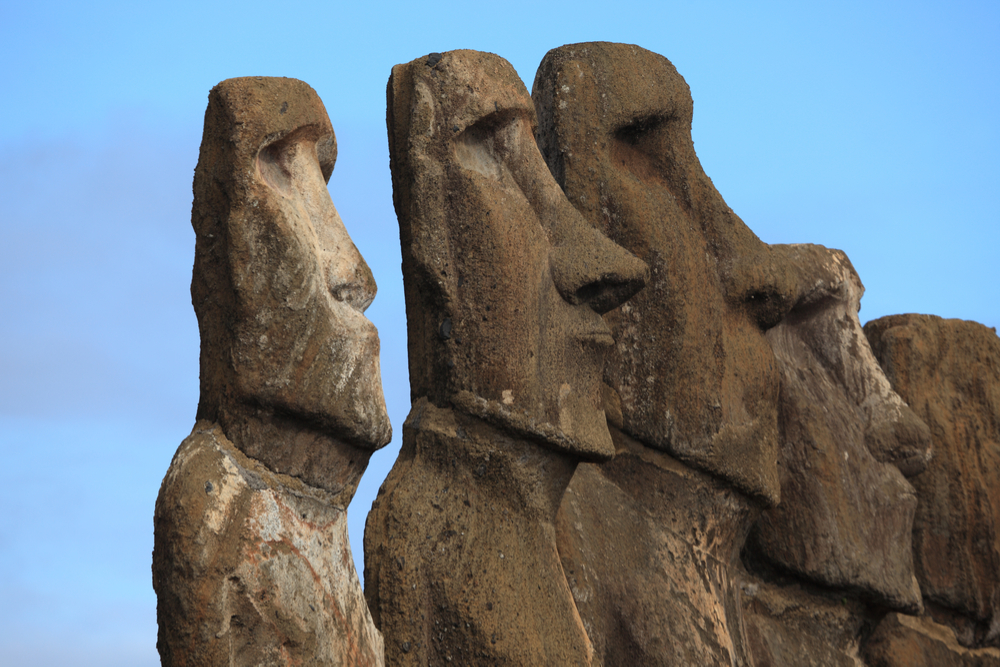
[865,313,1000,640]
[533,43,795,502]
[749,244,928,611]
[390,51,647,460]
[192,77,391,473]
[249,125,389,445]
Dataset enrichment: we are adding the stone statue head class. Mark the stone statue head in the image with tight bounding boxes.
[748,244,930,611]
[866,314,1000,646]
[388,50,647,460]
[533,42,795,502]
[191,77,391,497]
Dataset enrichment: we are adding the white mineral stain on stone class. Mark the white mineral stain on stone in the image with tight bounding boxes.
[249,491,283,544]
[557,383,574,433]
[205,448,246,535]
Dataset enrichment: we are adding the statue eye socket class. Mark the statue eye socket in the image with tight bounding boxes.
[611,115,674,182]
[614,115,669,149]
[257,126,325,195]
[454,121,506,180]
[258,139,294,193]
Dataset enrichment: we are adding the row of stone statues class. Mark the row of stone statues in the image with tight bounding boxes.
[152,43,1000,665]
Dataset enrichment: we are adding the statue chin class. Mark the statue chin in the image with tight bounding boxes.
[451,390,615,462]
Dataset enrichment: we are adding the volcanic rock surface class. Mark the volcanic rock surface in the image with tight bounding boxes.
[864,613,1000,666]
[152,46,1000,667]
[748,244,927,611]
[740,244,933,666]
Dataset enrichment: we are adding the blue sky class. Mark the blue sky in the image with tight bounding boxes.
[1,1,997,664]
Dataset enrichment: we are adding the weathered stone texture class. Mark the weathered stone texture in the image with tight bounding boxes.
[152,47,1000,667]
[385,49,646,461]
[741,575,872,667]
[863,613,1000,666]
[366,401,595,665]
[365,49,646,666]
[153,423,383,666]
[866,314,1000,647]
[558,427,757,666]
[748,244,927,612]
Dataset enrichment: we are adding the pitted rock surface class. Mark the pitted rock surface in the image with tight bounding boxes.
[534,41,795,504]
[533,41,792,666]
[558,427,757,666]
[863,613,1000,666]
[191,76,390,491]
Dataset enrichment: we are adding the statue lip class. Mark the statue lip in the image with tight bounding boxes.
[573,316,615,348]
[326,294,379,331]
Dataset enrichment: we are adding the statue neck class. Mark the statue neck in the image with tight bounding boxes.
[219,405,373,508]
[599,424,760,564]
[405,398,579,520]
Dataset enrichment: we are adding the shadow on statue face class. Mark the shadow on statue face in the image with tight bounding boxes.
[392,50,646,460]
[533,43,795,501]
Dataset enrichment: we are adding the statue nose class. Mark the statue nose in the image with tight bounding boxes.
[724,249,796,332]
[327,245,377,313]
[549,219,648,315]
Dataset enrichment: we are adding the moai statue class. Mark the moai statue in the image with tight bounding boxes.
[740,244,932,666]
[862,314,1000,665]
[533,42,797,666]
[363,50,647,665]
[152,77,391,666]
